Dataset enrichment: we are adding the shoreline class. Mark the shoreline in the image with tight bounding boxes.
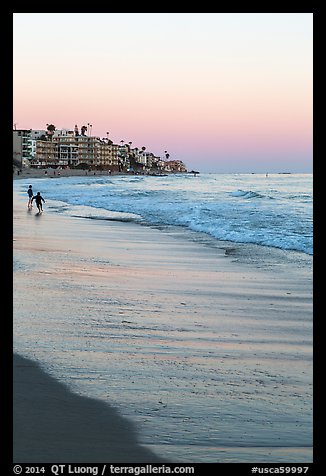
[13,187,313,463]
[13,168,185,180]
[13,172,313,269]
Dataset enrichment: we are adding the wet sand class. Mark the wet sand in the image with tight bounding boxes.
[13,187,313,463]
[13,354,166,463]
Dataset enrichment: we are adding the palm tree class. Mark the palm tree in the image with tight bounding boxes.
[46,124,56,140]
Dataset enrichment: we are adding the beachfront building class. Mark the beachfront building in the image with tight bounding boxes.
[156,158,166,170]
[14,126,187,173]
[74,135,99,167]
[29,139,38,161]
[29,132,120,170]
[13,129,33,167]
[56,138,79,167]
[30,134,77,168]
[30,129,47,140]
[52,129,75,138]
[13,130,24,168]
[75,135,119,170]
[110,143,119,168]
[13,129,49,168]
[161,160,187,173]
[32,140,57,167]
[117,144,130,170]
[135,151,160,171]
[146,153,161,170]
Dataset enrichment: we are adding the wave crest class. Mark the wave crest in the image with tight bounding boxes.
[230,189,265,199]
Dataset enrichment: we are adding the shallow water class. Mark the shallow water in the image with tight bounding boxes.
[15,173,313,256]
[13,197,313,463]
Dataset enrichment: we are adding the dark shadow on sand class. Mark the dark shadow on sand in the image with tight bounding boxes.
[13,354,166,463]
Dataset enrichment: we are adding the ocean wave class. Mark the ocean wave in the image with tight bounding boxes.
[48,201,142,223]
[186,220,312,255]
[229,189,266,199]
[15,174,312,256]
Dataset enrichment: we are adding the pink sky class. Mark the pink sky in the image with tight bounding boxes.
[13,13,313,173]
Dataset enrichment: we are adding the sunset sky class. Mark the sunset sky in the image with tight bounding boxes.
[13,13,313,173]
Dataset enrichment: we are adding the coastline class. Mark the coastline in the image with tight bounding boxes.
[13,168,178,181]
[13,186,313,463]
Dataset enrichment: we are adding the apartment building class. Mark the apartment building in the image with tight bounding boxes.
[14,127,187,173]
[162,160,187,172]
[28,133,120,170]
[13,129,49,166]
[13,129,33,165]
[33,140,57,167]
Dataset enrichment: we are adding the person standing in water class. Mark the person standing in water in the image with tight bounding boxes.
[27,185,33,209]
[32,191,45,213]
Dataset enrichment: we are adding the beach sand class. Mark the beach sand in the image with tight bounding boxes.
[13,353,165,463]
[13,185,313,463]
[13,167,159,181]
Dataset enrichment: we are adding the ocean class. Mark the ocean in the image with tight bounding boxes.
[13,173,313,463]
[18,172,312,255]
